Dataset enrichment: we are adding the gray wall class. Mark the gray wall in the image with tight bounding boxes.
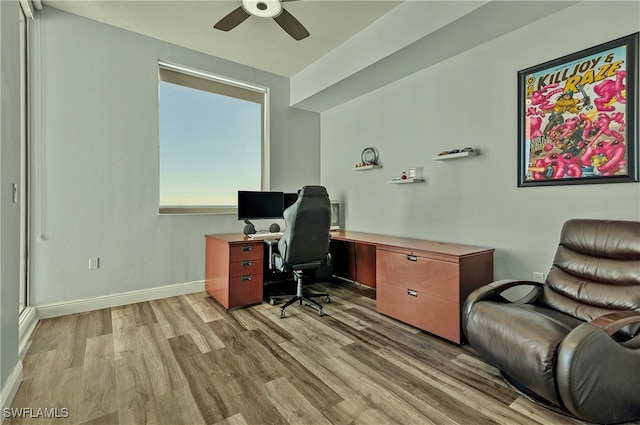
[321,1,640,281]
[29,7,320,305]
[0,0,21,397]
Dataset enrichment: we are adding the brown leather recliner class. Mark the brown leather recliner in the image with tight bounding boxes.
[462,219,640,424]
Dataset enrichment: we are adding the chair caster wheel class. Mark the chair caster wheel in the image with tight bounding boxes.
[269,298,276,306]
[280,310,285,319]
[325,296,331,304]
[318,308,324,317]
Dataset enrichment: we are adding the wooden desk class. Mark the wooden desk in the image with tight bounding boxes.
[330,231,494,343]
[205,234,264,309]
[205,231,494,343]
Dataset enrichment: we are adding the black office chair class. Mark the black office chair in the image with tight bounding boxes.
[269,185,332,318]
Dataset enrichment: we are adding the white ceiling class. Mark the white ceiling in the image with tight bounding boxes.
[43,0,402,77]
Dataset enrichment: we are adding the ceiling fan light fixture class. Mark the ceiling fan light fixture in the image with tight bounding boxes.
[214,0,309,41]
[241,0,282,19]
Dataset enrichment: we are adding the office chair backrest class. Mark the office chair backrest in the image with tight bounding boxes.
[278,185,331,268]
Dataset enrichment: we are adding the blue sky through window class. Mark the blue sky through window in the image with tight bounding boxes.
[159,81,262,207]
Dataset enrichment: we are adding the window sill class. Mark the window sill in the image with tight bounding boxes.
[159,206,238,215]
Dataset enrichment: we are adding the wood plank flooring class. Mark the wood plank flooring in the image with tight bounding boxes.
[6,280,627,425]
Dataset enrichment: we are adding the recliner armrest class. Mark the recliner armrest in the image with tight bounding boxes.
[589,311,640,336]
[488,278,543,291]
[470,279,544,305]
[462,279,544,341]
[557,311,640,423]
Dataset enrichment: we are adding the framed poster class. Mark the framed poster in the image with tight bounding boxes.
[517,33,638,187]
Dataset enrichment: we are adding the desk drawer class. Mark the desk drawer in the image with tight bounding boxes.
[228,274,263,308]
[230,259,263,278]
[230,243,263,262]
[376,249,459,301]
[376,281,460,343]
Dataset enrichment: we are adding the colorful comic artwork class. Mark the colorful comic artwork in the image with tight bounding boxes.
[521,40,633,184]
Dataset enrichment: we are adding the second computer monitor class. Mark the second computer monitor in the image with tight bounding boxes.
[283,192,298,211]
[237,191,300,221]
[237,191,283,220]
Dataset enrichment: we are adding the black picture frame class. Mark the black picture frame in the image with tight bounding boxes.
[517,33,638,187]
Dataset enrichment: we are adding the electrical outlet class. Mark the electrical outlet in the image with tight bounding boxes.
[89,257,100,270]
[533,272,545,283]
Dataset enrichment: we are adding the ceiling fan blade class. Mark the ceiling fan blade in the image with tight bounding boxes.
[214,6,251,31]
[274,8,309,40]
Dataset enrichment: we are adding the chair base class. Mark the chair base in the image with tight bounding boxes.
[269,270,330,318]
[501,372,578,420]
[270,293,331,318]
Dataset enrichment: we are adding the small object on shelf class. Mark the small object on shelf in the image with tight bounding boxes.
[360,147,379,166]
[388,178,424,184]
[353,164,382,171]
[432,150,477,161]
[391,166,422,181]
[408,166,422,180]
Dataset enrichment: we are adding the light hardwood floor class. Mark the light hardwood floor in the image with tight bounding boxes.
[5,280,620,425]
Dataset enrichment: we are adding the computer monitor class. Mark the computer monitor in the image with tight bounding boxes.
[283,192,298,211]
[237,191,284,220]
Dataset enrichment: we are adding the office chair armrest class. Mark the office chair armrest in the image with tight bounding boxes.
[264,239,279,270]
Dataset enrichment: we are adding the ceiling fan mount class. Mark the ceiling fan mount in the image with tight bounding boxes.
[214,0,309,41]
[242,0,282,18]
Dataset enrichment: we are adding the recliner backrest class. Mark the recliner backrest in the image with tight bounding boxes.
[541,219,640,325]
[277,185,331,268]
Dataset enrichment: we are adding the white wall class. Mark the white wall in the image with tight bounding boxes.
[29,7,321,306]
[321,1,640,281]
[0,0,22,406]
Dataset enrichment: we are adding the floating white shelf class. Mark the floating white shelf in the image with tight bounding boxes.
[432,151,477,161]
[353,164,382,171]
[388,178,424,184]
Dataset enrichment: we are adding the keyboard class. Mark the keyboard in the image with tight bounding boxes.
[247,232,284,239]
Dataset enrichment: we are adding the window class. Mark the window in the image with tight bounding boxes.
[158,63,268,214]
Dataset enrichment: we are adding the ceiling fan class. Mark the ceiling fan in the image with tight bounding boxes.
[214,0,310,41]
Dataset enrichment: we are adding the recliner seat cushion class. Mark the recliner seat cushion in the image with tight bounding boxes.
[466,301,583,405]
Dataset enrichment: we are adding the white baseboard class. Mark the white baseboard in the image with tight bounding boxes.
[18,307,38,360]
[0,362,23,425]
[36,280,205,320]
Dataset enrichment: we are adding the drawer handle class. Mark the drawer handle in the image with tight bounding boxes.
[407,289,418,297]
[241,260,252,266]
[242,246,253,252]
[407,255,417,262]
[241,275,252,281]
